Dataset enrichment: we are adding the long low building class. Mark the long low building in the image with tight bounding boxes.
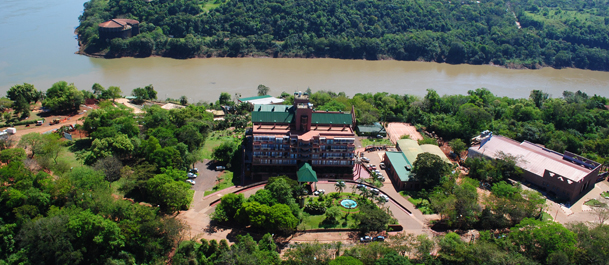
[468,135,601,203]
[383,139,451,190]
[238,95,284,105]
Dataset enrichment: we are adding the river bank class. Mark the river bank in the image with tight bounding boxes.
[75,46,547,71]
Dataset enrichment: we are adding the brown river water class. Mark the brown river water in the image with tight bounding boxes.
[1,0,608,102]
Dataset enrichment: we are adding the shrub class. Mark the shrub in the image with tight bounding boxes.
[304,201,327,215]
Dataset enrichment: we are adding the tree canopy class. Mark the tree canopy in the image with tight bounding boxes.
[78,0,609,71]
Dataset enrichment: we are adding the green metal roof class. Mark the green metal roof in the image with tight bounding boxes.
[239,95,272,101]
[311,113,352,125]
[251,111,294,123]
[251,104,352,125]
[357,122,385,133]
[396,139,423,164]
[251,104,294,123]
[297,163,318,182]
[385,151,414,182]
[420,145,451,163]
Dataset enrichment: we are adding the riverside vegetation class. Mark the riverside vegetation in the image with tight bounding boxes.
[1,81,609,264]
[78,0,609,70]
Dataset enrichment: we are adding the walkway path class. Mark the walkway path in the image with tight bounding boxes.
[547,181,609,225]
[178,176,432,243]
[115,98,144,114]
[315,181,429,235]
[178,183,266,240]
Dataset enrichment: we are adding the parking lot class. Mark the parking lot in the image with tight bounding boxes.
[359,150,392,186]
[189,159,224,202]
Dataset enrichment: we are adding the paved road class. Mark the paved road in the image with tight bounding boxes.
[178,149,434,242]
[315,182,428,235]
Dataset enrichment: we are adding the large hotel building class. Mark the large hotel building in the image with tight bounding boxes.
[247,92,356,180]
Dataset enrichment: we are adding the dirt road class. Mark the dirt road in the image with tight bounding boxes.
[14,113,87,138]
[115,98,144,114]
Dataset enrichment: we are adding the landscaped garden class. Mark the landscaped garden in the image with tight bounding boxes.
[585,198,608,207]
[204,171,234,196]
[400,191,435,215]
[212,178,394,235]
[361,138,392,147]
[298,192,363,230]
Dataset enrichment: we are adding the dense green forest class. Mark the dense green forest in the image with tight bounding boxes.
[3,80,609,264]
[78,0,609,70]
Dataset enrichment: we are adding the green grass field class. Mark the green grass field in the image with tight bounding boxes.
[204,171,234,196]
[200,0,226,12]
[361,138,392,147]
[400,191,435,215]
[524,9,605,28]
[584,199,607,207]
[298,211,358,230]
[201,132,237,160]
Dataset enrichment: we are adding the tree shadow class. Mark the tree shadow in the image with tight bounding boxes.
[347,231,363,242]
[68,138,92,153]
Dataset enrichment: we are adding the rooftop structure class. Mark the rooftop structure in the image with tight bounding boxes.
[238,95,285,105]
[469,134,601,202]
[384,152,413,182]
[357,122,386,136]
[396,139,450,164]
[383,139,450,190]
[247,91,356,180]
[98,19,140,40]
[297,163,318,183]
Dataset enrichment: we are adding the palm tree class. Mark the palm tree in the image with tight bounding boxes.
[335,181,346,194]
[375,195,388,207]
[359,187,371,200]
[179,95,188,105]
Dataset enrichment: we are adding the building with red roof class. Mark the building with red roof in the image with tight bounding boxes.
[98,19,140,40]
[246,92,356,180]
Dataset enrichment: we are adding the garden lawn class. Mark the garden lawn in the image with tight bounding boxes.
[361,138,392,147]
[584,199,607,207]
[400,191,435,214]
[60,146,81,167]
[298,212,358,230]
[204,171,234,196]
[201,135,235,160]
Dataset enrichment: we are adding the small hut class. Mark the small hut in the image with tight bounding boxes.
[98,19,140,40]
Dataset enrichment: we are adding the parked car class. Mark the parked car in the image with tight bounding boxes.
[186,179,195,185]
[373,236,385,242]
[187,173,197,178]
[370,188,380,195]
[189,168,198,174]
[376,134,384,139]
[367,165,377,170]
[378,194,389,201]
[360,236,372,243]
[216,166,226,171]
[357,184,367,190]
[361,157,370,163]
[379,162,386,169]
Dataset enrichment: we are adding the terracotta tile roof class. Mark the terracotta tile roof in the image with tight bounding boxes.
[98,19,139,28]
